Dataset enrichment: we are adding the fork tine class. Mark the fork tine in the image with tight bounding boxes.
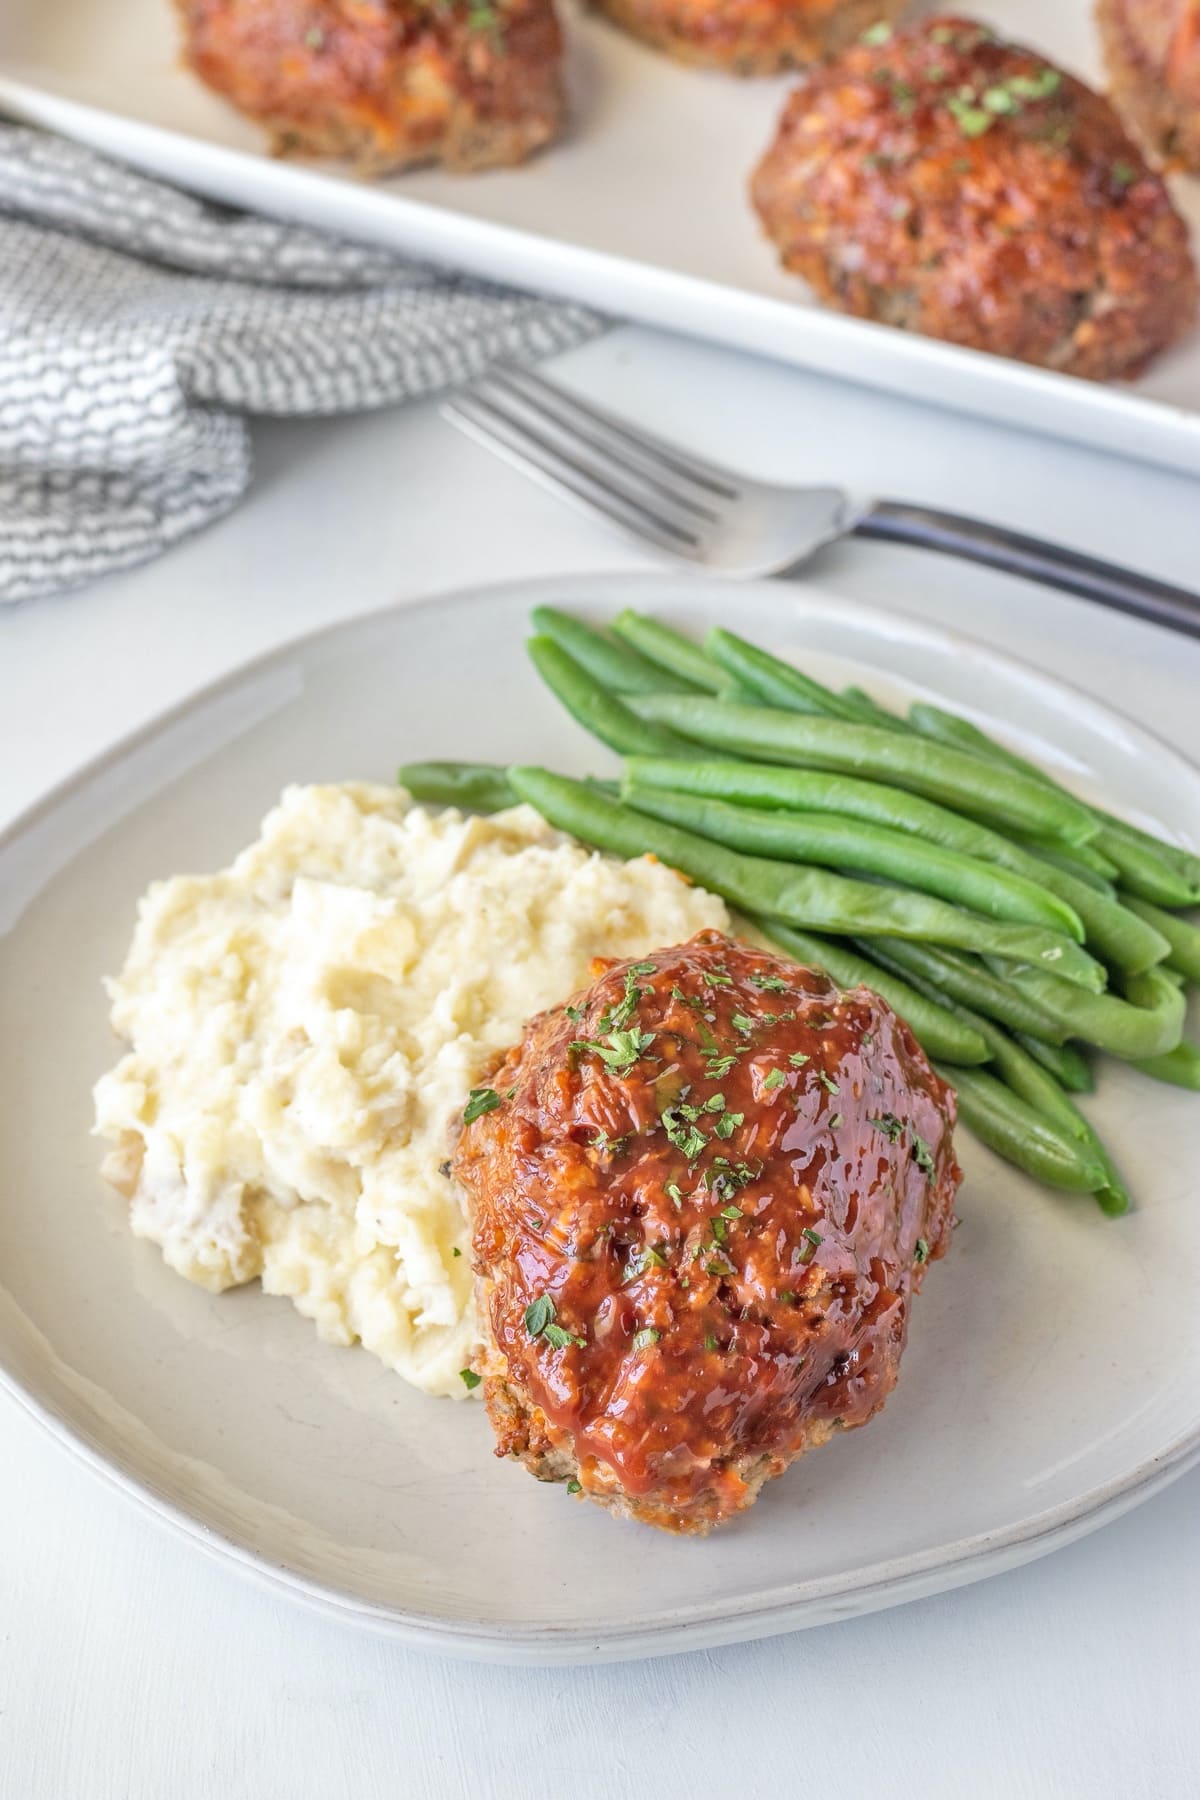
[489,363,740,501]
[442,391,706,557]
[480,370,721,523]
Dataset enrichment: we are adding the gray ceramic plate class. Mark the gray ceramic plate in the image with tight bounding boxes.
[1,573,1198,1664]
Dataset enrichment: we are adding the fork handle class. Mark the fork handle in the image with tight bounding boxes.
[853,500,1200,641]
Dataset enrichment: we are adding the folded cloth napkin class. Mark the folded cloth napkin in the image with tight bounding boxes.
[0,123,605,603]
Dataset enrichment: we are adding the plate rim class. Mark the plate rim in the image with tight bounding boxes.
[2,69,1200,482]
[2,567,1199,1664]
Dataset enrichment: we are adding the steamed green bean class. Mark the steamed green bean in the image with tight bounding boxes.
[527,636,695,758]
[621,781,1084,938]
[623,755,1165,973]
[506,769,1101,979]
[530,606,696,695]
[626,695,1098,845]
[610,610,726,693]
[933,1065,1109,1195]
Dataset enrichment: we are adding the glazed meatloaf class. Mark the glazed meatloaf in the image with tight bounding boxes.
[751,14,1198,378]
[587,0,911,77]
[175,0,566,174]
[452,931,960,1535]
[1098,0,1200,172]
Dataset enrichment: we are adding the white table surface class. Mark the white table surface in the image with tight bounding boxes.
[2,323,1198,1800]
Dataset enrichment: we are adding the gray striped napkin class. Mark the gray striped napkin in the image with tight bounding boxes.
[0,124,604,603]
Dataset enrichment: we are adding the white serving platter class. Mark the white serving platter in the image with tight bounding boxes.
[3,1,1200,474]
[0,570,1197,1664]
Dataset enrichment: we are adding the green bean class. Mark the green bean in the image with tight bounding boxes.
[621,782,1084,938]
[841,686,911,730]
[1016,838,1119,890]
[530,606,695,695]
[910,700,1200,904]
[398,760,518,813]
[915,995,1125,1212]
[988,960,1185,1060]
[751,920,991,1065]
[1012,1033,1094,1094]
[1091,823,1200,908]
[934,1065,1109,1195]
[627,695,1098,845]
[623,756,1166,974]
[860,939,1069,1042]
[506,769,1100,978]
[1095,814,1200,903]
[527,637,695,758]
[1122,896,1200,982]
[704,628,879,724]
[610,611,724,693]
[1127,1041,1200,1090]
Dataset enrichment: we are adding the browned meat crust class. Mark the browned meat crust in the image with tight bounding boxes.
[586,0,911,78]
[454,931,960,1535]
[175,0,566,174]
[1098,0,1200,172]
[751,14,1198,379]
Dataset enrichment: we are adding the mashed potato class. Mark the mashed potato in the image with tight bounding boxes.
[93,783,729,1397]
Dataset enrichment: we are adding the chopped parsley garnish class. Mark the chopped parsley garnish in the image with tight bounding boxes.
[645,1245,671,1271]
[565,1004,585,1023]
[818,1073,840,1095]
[1112,159,1137,188]
[524,1294,556,1337]
[570,1027,656,1076]
[868,1112,905,1142]
[789,1051,810,1068]
[712,1110,743,1140]
[796,1226,824,1267]
[543,1322,586,1349]
[763,1068,786,1092]
[703,1093,727,1113]
[947,95,994,138]
[463,1086,502,1125]
[600,963,655,1032]
[459,1368,481,1390]
[632,1327,661,1352]
[530,1216,544,1230]
[1010,68,1061,101]
[779,1290,795,1305]
[666,1181,685,1208]
[828,1113,844,1130]
[719,1204,743,1221]
[662,1107,708,1161]
[911,1131,936,1177]
[566,1479,583,1494]
[731,1013,756,1037]
[705,1053,739,1079]
[860,19,892,45]
[701,966,732,987]
[914,1237,931,1265]
[591,1129,631,1157]
[452,1247,462,1258]
[709,1215,728,1246]
[749,972,789,992]
[704,1333,720,1352]
[304,25,326,48]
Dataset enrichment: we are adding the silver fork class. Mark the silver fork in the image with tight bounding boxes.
[441,364,1200,640]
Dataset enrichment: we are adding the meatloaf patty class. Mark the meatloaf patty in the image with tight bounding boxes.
[1098,0,1200,172]
[751,14,1198,378]
[453,931,960,1535]
[175,0,566,174]
[587,0,912,78]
